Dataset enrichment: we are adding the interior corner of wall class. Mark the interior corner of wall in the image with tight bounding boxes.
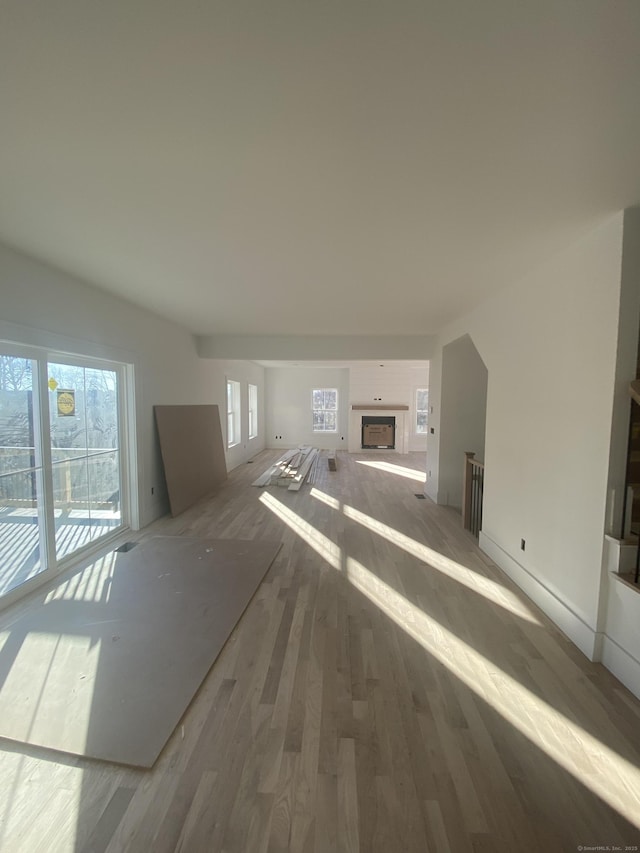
[591,631,605,662]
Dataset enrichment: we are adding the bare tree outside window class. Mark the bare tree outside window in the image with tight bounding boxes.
[248,384,258,439]
[227,380,241,447]
[416,388,429,433]
[312,389,338,432]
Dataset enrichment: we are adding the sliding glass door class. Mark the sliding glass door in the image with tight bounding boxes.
[0,355,45,596]
[0,347,127,600]
[48,361,122,560]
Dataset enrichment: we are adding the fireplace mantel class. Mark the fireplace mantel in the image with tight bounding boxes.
[351,404,409,411]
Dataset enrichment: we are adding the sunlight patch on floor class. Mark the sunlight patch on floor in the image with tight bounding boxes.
[345,556,640,829]
[309,488,341,511]
[310,487,540,625]
[260,493,640,828]
[0,555,116,778]
[260,492,341,570]
[0,629,102,756]
[355,459,426,483]
[0,750,82,853]
[45,552,116,605]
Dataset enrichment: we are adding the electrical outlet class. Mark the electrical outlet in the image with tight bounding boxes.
[521,538,526,551]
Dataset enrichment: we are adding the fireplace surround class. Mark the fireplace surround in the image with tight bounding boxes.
[349,404,409,453]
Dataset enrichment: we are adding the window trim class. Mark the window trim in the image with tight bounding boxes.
[312,387,338,433]
[248,383,258,440]
[415,387,429,435]
[0,342,132,606]
[226,379,241,448]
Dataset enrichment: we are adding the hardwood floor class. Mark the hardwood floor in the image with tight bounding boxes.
[1,449,640,852]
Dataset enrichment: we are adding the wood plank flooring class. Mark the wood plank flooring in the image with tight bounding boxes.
[1,449,640,852]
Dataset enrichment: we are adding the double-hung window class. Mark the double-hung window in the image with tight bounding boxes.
[312,388,338,432]
[226,380,241,447]
[248,384,258,440]
[416,388,429,433]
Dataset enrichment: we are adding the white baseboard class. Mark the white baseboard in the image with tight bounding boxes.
[424,482,438,502]
[601,636,640,700]
[479,531,600,661]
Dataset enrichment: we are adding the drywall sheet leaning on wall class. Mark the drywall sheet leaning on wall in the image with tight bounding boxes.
[155,404,227,516]
[0,536,281,767]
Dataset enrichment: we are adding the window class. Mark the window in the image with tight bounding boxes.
[312,388,338,432]
[0,347,127,600]
[248,384,258,440]
[416,387,429,433]
[226,379,241,447]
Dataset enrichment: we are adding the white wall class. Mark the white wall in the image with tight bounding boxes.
[438,335,487,508]
[349,363,429,452]
[264,363,429,452]
[427,214,625,664]
[0,242,264,529]
[209,360,266,471]
[265,367,349,450]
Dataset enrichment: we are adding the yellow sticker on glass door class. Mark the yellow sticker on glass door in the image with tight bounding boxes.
[57,389,76,417]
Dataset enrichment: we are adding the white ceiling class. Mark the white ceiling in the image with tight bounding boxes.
[256,360,429,370]
[1,1,639,338]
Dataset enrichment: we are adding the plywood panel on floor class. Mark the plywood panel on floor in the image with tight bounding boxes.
[0,536,280,767]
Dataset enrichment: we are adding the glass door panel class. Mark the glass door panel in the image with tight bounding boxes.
[84,367,120,545]
[0,349,127,602]
[0,470,44,597]
[52,456,91,560]
[49,362,87,462]
[0,355,45,595]
[88,454,121,540]
[48,362,122,561]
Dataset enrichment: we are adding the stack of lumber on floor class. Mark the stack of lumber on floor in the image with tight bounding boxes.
[252,447,319,491]
[306,449,323,485]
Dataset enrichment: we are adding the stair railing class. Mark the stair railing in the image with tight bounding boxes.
[463,451,484,537]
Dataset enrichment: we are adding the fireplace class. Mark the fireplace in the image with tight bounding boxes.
[361,416,395,449]
[349,404,409,453]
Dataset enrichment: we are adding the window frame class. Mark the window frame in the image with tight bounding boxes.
[0,342,131,605]
[415,387,429,434]
[248,383,258,440]
[226,379,241,448]
[312,388,338,433]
